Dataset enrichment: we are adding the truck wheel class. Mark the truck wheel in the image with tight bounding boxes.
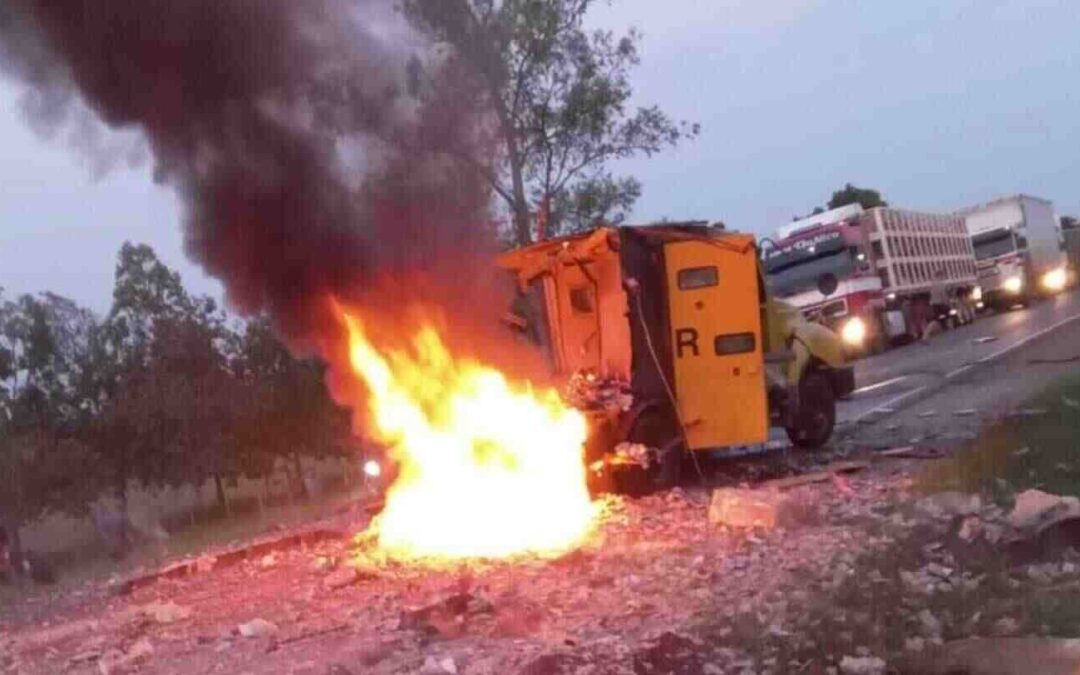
[785,370,836,449]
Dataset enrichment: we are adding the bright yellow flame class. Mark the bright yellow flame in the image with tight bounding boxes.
[340,311,598,560]
[363,460,382,478]
[840,316,867,346]
[1042,267,1067,293]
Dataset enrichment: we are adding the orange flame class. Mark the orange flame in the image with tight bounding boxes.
[339,308,598,560]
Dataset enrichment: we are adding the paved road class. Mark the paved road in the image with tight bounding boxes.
[839,310,1080,448]
[837,288,1080,426]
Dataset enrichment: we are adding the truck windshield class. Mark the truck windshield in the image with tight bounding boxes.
[972,229,1015,261]
[765,248,854,298]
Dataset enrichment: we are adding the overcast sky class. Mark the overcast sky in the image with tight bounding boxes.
[2,0,1078,314]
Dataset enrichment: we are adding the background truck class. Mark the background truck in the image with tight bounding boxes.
[499,224,853,491]
[763,205,979,355]
[1064,219,1080,286]
[961,194,1069,308]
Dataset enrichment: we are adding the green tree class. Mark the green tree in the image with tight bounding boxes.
[405,0,697,244]
[549,172,640,235]
[827,183,888,211]
[236,318,353,502]
[0,291,97,559]
[78,243,217,522]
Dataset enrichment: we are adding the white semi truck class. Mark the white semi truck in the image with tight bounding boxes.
[961,195,1068,308]
[764,204,979,356]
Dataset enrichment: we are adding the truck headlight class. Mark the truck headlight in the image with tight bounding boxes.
[1003,275,1024,294]
[1042,267,1067,292]
[841,317,867,346]
[972,285,983,302]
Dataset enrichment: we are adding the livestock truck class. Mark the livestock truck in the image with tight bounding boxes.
[763,204,979,356]
[961,195,1069,308]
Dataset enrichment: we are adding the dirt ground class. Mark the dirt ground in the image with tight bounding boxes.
[4,365,1080,674]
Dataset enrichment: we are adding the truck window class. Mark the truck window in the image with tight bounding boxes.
[569,286,595,313]
[678,266,718,290]
[972,229,1016,261]
[871,240,884,259]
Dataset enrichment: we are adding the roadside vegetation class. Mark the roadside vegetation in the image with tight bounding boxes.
[1,243,362,578]
[920,369,1080,502]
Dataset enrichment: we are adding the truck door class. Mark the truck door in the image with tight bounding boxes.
[664,240,769,450]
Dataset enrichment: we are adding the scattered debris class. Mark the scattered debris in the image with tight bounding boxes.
[563,371,633,412]
[238,618,279,639]
[420,656,459,674]
[917,608,943,638]
[973,336,999,344]
[839,655,887,674]
[1064,396,1080,410]
[140,601,191,625]
[916,491,983,520]
[877,446,944,460]
[831,472,855,496]
[272,624,351,649]
[758,461,867,491]
[1008,490,1080,531]
[708,488,785,529]
[97,638,154,675]
[611,442,652,469]
[917,410,938,418]
[953,409,977,417]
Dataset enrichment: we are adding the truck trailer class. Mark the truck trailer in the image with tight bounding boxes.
[764,205,979,355]
[961,194,1068,308]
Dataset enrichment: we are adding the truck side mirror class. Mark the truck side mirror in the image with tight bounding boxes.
[817,272,839,297]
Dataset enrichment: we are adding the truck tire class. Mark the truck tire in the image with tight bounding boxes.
[785,370,836,449]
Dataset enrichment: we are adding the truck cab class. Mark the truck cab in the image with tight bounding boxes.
[964,194,1070,308]
[763,219,883,355]
[971,226,1030,307]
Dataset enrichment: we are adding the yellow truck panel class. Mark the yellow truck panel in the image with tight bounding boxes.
[664,239,769,449]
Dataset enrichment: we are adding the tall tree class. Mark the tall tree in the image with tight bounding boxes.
[827,183,888,211]
[79,243,212,519]
[549,172,640,235]
[236,318,353,499]
[0,291,97,559]
[405,0,697,244]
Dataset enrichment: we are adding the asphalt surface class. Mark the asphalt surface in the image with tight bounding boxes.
[836,287,1080,436]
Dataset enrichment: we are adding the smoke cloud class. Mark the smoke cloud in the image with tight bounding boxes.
[0,0,500,352]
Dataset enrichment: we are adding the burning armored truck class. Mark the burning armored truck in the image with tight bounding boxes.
[499,224,854,490]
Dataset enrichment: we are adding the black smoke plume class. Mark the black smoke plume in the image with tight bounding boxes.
[0,0,498,351]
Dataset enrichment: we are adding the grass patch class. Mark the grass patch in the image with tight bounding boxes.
[919,368,1080,503]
